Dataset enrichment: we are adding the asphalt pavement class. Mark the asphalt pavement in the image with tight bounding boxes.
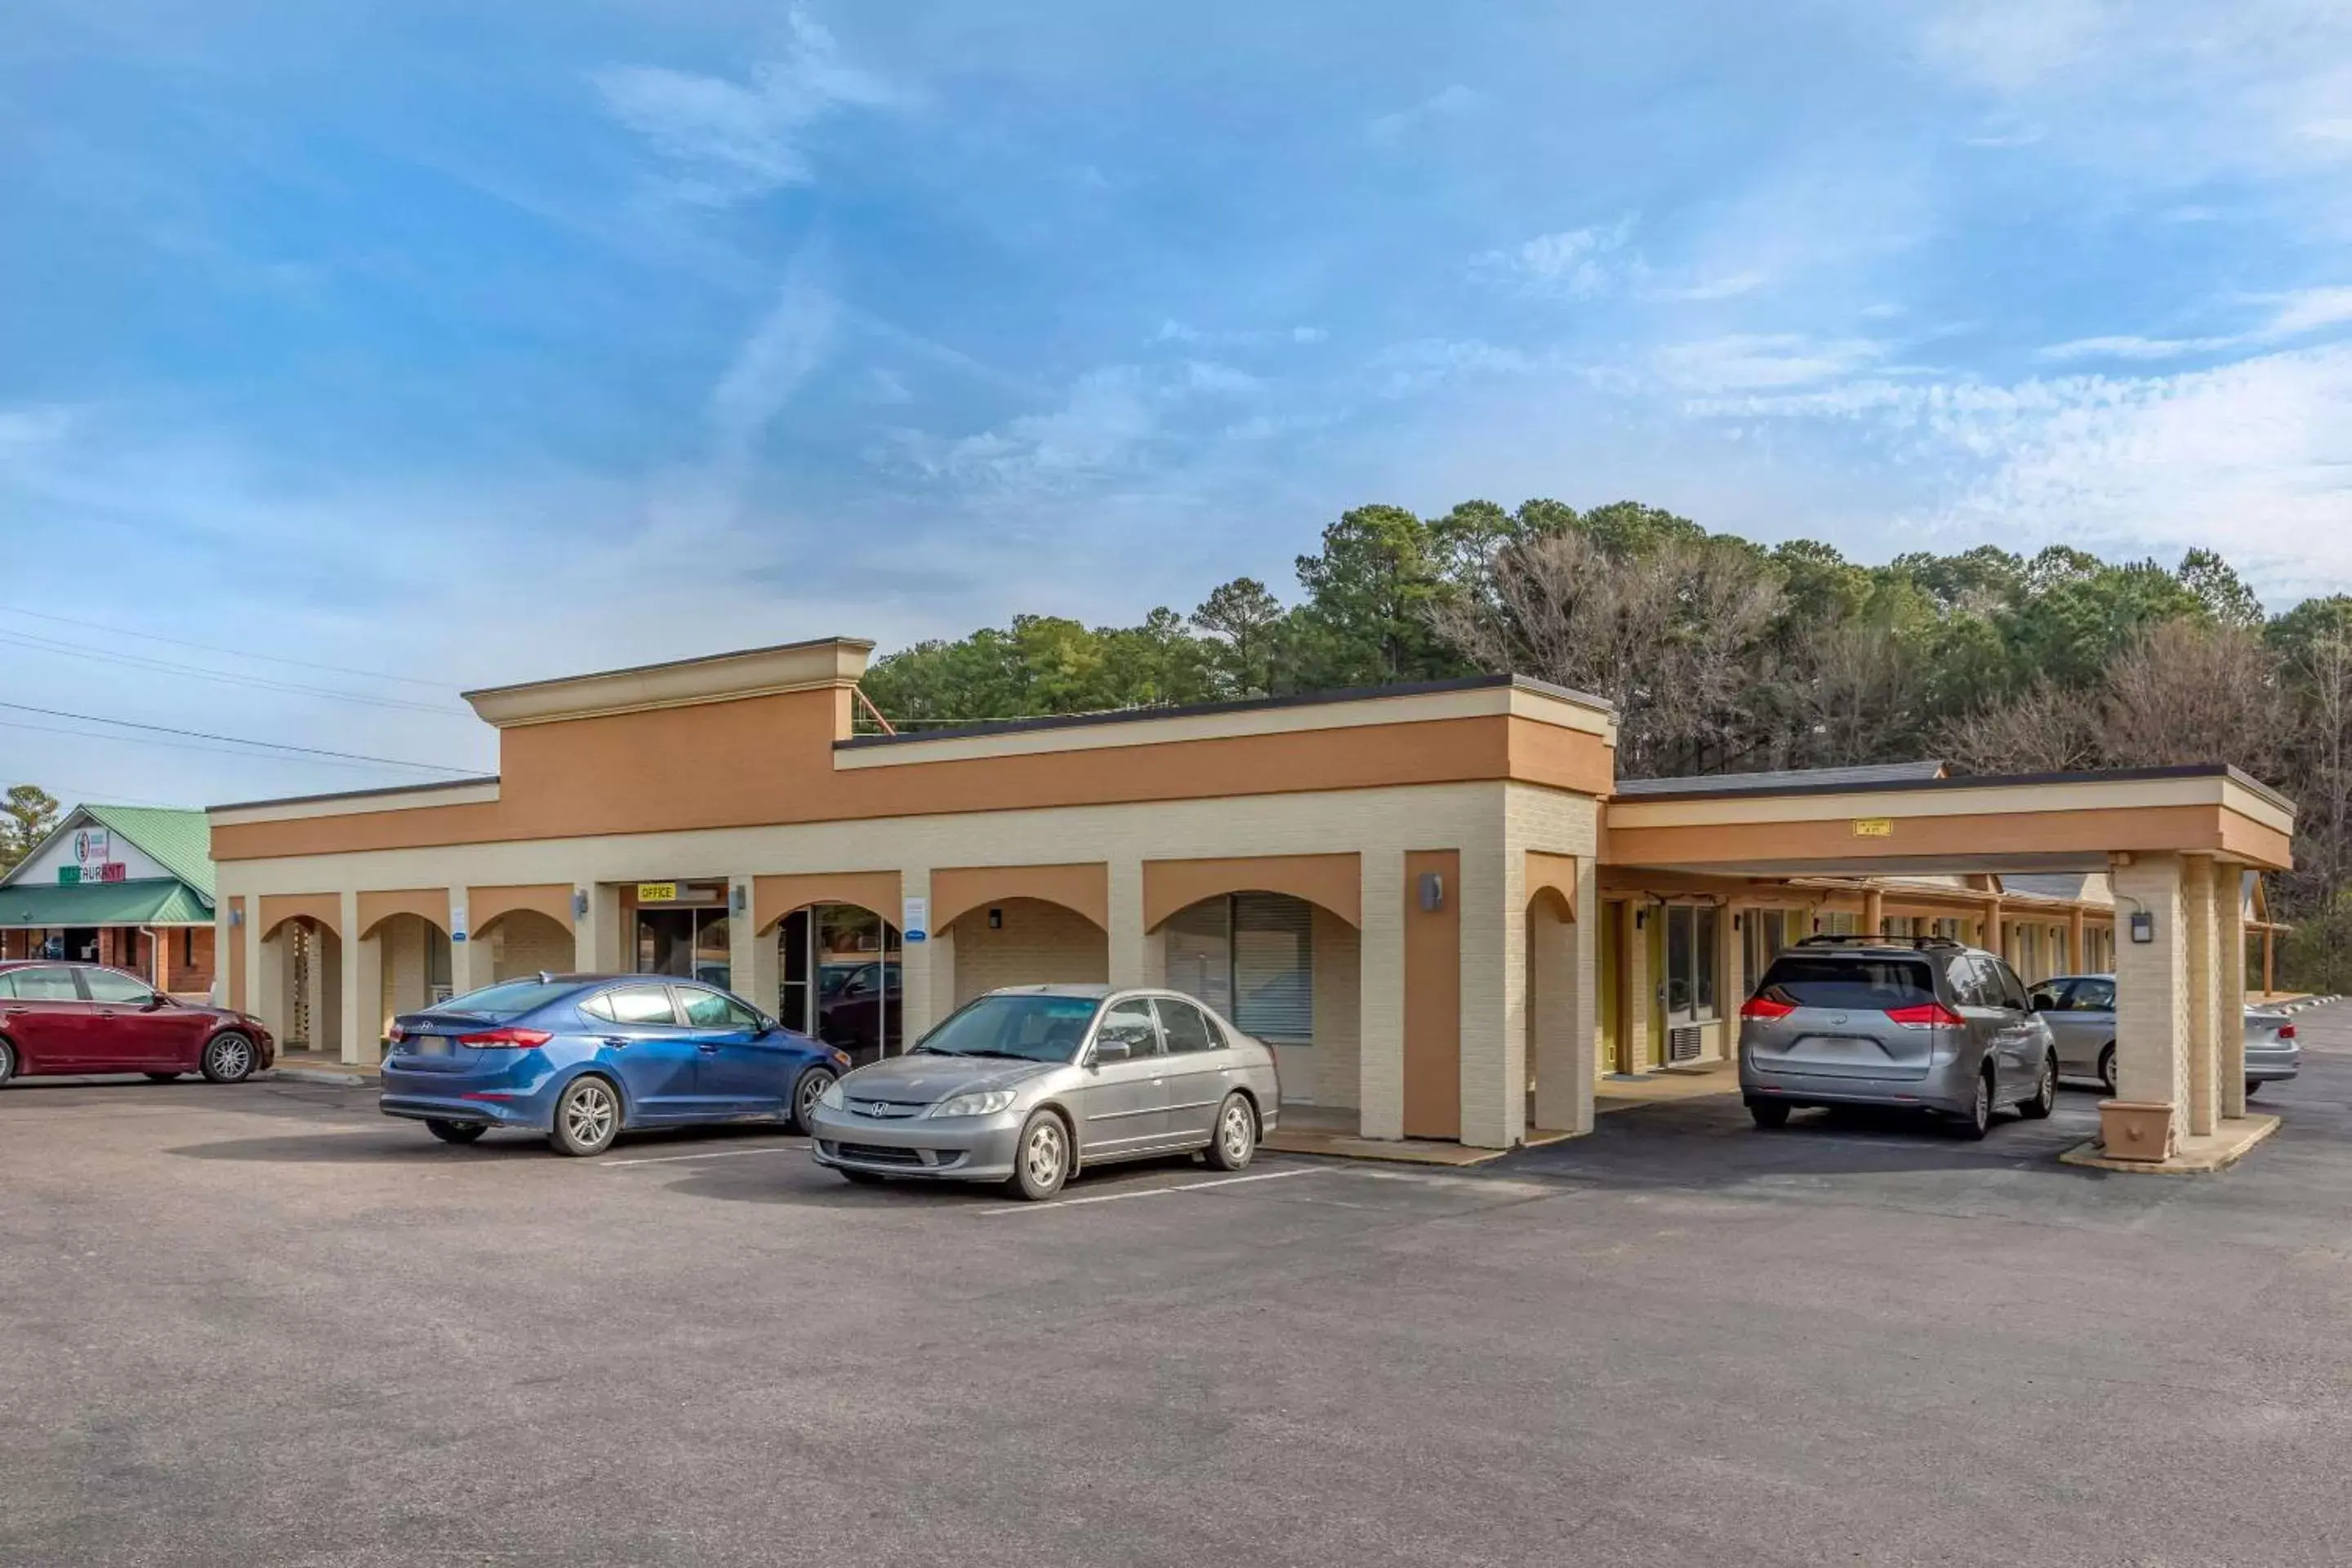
[6,1009,2352,1566]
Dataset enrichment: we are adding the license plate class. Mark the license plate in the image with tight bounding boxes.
[414,1036,450,1056]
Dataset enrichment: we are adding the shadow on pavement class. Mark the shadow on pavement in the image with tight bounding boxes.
[166,1120,804,1165]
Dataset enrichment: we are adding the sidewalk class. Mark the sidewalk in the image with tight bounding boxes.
[262,1051,379,1086]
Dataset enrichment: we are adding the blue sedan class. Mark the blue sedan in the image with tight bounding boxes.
[379,973,850,1156]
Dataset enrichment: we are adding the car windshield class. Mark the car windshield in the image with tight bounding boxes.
[429,979,578,1020]
[1757,956,1938,1011]
[913,994,1102,1062]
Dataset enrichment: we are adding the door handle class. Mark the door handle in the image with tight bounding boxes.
[697,1043,721,1054]
[602,1036,630,1049]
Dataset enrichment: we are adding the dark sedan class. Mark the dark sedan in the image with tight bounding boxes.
[0,960,273,1085]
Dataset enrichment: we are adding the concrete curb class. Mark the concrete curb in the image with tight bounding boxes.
[2059,1113,2281,1174]
[258,1067,372,1088]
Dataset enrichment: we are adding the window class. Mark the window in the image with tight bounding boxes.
[586,985,682,1026]
[82,969,155,1005]
[1743,909,1792,988]
[2028,979,2070,1013]
[1758,956,1938,1011]
[1155,998,1220,1054]
[679,988,760,1029]
[443,979,577,1018]
[916,994,1100,1062]
[1952,957,1993,1009]
[2072,977,2116,1011]
[1095,1000,1162,1058]
[1163,893,1314,1044]
[181,929,195,965]
[1664,904,1721,1022]
[1989,960,2030,1012]
[0,966,80,1001]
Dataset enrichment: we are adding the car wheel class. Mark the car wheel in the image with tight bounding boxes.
[1951,1071,1993,1140]
[1748,1099,1790,1129]
[200,1031,258,1085]
[2245,1078,2262,1099]
[791,1067,836,1134]
[426,1120,487,1145]
[1007,1109,1071,1201]
[2020,1053,2058,1120]
[0,1039,15,1087]
[145,1072,183,1084]
[549,1076,621,1156]
[2098,1045,2119,1098]
[1204,1093,1258,1172]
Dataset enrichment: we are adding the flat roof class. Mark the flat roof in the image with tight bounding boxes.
[460,635,875,702]
[209,775,501,814]
[1615,762,2296,816]
[1615,761,1947,797]
[836,672,1615,751]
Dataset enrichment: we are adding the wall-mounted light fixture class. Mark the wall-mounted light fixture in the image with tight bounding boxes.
[572,889,590,920]
[1732,911,1744,931]
[229,907,244,929]
[2118,894,2154,945]
[987,906,1003,929]
[731,884,748,915]
[1418,872,1445,912]
[1633,906,1646,929]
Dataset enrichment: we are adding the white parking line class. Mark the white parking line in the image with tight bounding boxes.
[979,1166,1317,1214]
[603,1143,808,1167]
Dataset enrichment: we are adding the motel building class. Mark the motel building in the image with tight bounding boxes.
[205,637,2297,1165]
[0,805,219,997]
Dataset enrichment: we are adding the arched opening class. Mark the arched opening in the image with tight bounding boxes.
[359,911,452,1040]
[769,902,902,1067]
[944,897,1109,1009]
[1155,890,1355,1114]
[475,908,577,983]
[261,915,342,1057]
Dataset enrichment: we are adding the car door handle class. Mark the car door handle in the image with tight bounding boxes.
[697,1044,721,1054]
[602,1036,630,1049]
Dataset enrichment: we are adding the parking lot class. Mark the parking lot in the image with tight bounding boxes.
[6,1009,2352,1568]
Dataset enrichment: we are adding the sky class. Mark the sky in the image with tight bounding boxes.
[5,0,2352,810]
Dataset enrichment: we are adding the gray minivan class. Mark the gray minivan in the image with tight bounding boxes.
[1740,937,2058,1138]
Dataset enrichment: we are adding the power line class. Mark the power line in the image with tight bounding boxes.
[0,627,472,716]
[0,702,484,774]
[0,718,465,776]
[0,604,454,689]
[1,777,195,809]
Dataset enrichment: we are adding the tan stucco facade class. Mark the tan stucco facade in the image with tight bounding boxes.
[208,636,2293,1157]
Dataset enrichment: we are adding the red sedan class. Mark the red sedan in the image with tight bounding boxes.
[0,960,274,1086]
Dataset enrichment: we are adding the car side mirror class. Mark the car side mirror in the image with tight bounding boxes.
[1093,1040,1130,1064]
[141,993,168,1011]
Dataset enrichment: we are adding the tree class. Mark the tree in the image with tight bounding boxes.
[2176,548,2265,629]
[1293,505,1473,687]
[0,784,60,875]
[1941,680,2104,776]
[1189,577,1288,699]
[2097,620,2287,777]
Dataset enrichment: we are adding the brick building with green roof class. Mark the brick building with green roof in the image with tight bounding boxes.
[0,804,218,996]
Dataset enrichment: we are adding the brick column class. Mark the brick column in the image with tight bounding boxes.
[1358,850,1405,1140]
[2112,855,2189,1139]
[730,876,777,1014]
[1106,860,1147,991]
[344,891,382,1067]
[1624,902,1654,1072]
[1462,831,1519,1151]
[2220,863,2248,1120]
[897,866,934,1048]
[2183,856,2220,1137]
[1863,887,1885,938]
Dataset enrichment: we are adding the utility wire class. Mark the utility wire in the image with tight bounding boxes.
[0,627,471,716]
[0,604,453,689]
[1,776,194,809]
[0,702,485,774]
[0,718,474,776]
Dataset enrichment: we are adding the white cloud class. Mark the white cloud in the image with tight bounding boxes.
[1366,84,1480,147]
[709,261,836,469]
[2038,285,2352,362]
[1152,319,1327,349]
[1655,332,1889,392]
[1370,337,1545,394]
[1470,218,1637,300]
[0,405,74,457]
[1642,270,1767,303]
[593,10,906,205]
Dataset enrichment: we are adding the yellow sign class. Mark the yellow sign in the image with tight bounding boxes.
[1851,818,1895,839]
[636,882,679,903]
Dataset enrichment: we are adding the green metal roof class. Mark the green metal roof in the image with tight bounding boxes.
[79,805,215,898]
[0,877,213,929]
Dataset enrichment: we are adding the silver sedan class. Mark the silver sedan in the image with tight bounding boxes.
[805,984,1282,1200]
[2029,973,2301,1097]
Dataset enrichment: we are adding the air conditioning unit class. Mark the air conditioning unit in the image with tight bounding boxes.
[1668,1026,1704,1064]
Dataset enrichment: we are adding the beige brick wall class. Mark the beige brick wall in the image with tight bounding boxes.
[947,898,1109,1005]
[1310,906,1361,1108]
[490,909,576,982]
[1503,782,1603,1143]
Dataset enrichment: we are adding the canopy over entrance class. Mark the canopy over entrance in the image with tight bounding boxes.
[1605,764,2294,878]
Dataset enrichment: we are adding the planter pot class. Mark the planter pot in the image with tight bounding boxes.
[2097,1100,2177,1162]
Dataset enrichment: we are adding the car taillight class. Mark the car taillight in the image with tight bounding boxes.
[457,1027,553,1048]
[386,1023,408,1044]
[2278,1023,2296,1040]
[1740,996,1797,1021]
[1884,1003,1966,1030]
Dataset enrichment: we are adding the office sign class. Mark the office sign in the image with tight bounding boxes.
[1851,817,1895,840]
[637,882,679,904]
